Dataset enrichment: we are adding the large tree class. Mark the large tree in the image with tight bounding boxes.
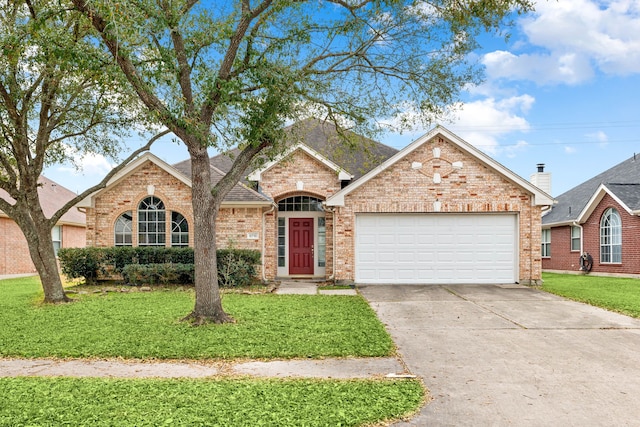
[71,0,532,323]
[0,1,165,303]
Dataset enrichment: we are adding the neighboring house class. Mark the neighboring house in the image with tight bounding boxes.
[542,155,640,276]
[78,119,553,285]
[0,176,86,275]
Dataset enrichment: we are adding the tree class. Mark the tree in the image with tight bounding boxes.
[0,1,165,303]
[71,0,532,324]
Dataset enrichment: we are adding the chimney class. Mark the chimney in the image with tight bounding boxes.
[530,163,552,195]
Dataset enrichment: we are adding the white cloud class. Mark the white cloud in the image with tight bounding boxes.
[57,146,115,177]
[443,95,534,155]
[565,146,577,154]
[484,0,640,85]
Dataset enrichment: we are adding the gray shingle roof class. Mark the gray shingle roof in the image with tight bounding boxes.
[0,176,86,226]
[171,158,268,203]
[204,118,398,182]
[543,155,640,225]
[172,119,398,200]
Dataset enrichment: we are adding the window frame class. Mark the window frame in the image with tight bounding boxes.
[570,225,581,252]
[170,211,189,247]
[52,225,62,256]
[600,207,622,264]
[114,211,133,246]
[138,196,166,247]
[541,229,551,258]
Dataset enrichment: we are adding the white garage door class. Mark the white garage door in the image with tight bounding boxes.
[355,214,517,284]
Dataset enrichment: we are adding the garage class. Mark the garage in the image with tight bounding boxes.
[355,213,518,284]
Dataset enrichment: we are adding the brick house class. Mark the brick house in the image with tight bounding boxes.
[0,176,86,275]
[79,119,553,284]
[542,155,640,276]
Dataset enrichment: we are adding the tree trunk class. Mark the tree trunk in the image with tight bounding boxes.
[181,145,233,325]
[20,214,70,304]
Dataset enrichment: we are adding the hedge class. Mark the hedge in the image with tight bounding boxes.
[58,247,261,288]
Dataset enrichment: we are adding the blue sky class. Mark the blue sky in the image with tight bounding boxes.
[46,0,640,198]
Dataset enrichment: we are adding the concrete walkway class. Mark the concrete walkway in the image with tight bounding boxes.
[0,356,405,379]
[359,284,640,427]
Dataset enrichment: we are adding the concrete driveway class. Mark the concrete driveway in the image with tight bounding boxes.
[359,284,640,427]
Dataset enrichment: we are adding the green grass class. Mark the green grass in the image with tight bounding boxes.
[0,277,394,359]
[0,377,425,426]
[542,272,640,318]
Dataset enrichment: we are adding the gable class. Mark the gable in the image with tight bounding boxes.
[327,126,553,207]
[258,149,344,200]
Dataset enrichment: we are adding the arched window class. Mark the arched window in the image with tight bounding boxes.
[277,196,324,212]
[171,212,189,247]
[600,207,621,263]
[114,211,133,246]
[138,196,166,246]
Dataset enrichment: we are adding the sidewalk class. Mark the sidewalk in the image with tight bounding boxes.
[0,356,408,379]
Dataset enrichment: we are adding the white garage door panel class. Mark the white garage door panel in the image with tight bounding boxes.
[355,214,517,284]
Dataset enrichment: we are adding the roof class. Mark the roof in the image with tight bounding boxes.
[326,125,555,207]
[542,155,640,226]
[205,118,399,182]
[0,176,86,226]
[77,152,270,208]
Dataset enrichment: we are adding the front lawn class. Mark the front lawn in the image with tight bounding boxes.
[0,277,394,359]
[542,272,640,318]
[0,377,424,427]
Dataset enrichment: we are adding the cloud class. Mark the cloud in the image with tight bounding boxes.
[484,0,640,85]
[565,146,577,154]
[57,147,115,177]
[443,95,534,155]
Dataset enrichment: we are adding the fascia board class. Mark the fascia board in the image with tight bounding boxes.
[576,184,633,223]
[327,125,554,207]
[75,152,192,208]
[247,144,354,182]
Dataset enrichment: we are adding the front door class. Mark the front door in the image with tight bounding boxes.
[289,218,314,275]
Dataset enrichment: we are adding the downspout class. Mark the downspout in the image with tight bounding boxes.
[262,202,277,282]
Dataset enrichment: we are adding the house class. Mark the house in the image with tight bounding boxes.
[0,176,86,275]
[542,154,640,276]
[78,119,553,285]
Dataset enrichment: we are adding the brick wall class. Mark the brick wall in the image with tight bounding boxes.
[85,160,265,273]
[0,216,86,275]
[544,193,640,275]
[260,149,341,279]
[334,136,543,284]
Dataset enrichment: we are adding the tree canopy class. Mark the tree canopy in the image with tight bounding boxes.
[72,0,533,322]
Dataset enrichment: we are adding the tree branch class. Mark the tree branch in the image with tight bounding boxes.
[48,129,170,226]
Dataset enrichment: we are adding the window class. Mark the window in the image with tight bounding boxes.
[600,207,621,263]
[277,218,286,267]
[114,211,133,246]
[171,212,189,247]
[138,196,166,246]
[570,226,581,252]
[278,196,324,212]
[541,229,551,257]
[52,225,62,256]
[317,217,326,267]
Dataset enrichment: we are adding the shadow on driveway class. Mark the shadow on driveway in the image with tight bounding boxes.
[359,284,640,427]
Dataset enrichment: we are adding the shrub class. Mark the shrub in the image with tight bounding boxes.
[58,247,104,285]
[122,263,194,286]
[59,247,260,287]
[217,249,261,288]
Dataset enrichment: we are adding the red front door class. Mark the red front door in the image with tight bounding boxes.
[289,218,314,275]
